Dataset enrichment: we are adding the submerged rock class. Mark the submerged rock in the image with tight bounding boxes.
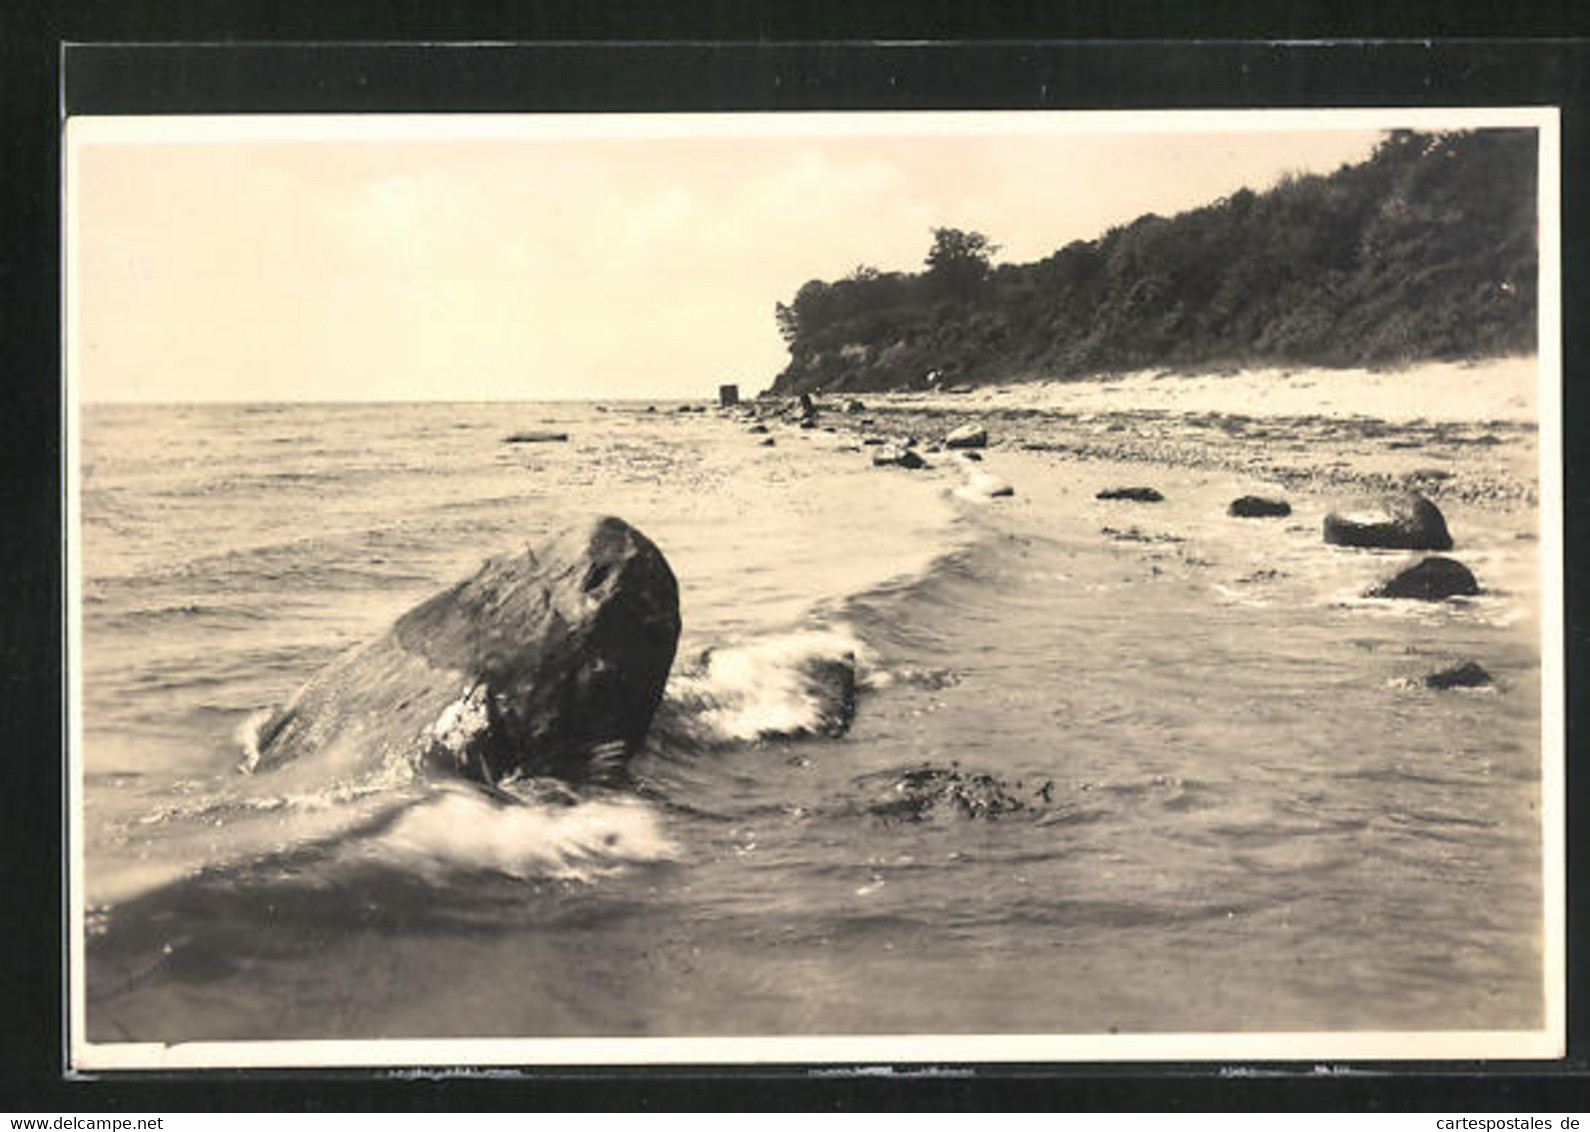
[799,656,859,738]
[253,516,681,786]
[1367,556,1480,601]
[944,424,988,449]
[1228,496,1291,518]
[1097,486,1164,503]
[1323,492,1453,551]
[1424,660,1494,690]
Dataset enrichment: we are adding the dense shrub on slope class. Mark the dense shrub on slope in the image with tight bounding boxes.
[768,129,1538,395]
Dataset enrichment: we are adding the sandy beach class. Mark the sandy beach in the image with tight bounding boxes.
[752,356,1542,514]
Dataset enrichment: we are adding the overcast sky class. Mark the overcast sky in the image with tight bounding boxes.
[70,113,1399,402]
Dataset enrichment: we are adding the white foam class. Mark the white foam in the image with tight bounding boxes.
[233,708,275,774]
[368,787,679,883]
[1211,583,1271,608]
[665,627,872,743]
[952,470,1016,503]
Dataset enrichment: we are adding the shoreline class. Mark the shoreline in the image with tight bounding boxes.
[734,357,1541,512]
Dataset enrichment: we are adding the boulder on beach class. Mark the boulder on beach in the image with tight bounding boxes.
[873,446,928,470]
[1323,491,1453,551]
[1424,660,1493,690]
[844,399,867,414]
[760,437,776,447]
[503,431,569,444]
[958,450,983,462]
[1097,486,1164,503]
[251,516,681,786]
[862,436,887,446]
[1367,556,1480,601]
[944,424,988,449]
[748,423,770,434]
[1228,496,1291,518]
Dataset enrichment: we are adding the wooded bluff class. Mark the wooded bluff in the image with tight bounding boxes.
[767,129,1538,395]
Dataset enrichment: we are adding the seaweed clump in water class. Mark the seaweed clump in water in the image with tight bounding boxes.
[861,764,1043,823]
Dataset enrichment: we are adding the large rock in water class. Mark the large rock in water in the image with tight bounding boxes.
[1367,556,1480,600]
[252,517,681,785]
[1323,492,1453,551]
[1424,660,1493,690]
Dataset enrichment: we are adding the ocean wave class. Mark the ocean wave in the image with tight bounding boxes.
[825,535,1020,654]
[658,627,872,745]
[90,600,274,632]
[92,774,678,916]
[349,786,679,885]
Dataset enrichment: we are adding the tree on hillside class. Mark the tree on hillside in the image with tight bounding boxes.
[925,227,1000,300]
[767,129,1537,395]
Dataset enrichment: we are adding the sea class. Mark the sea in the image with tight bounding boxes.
[75,399,1547,1049]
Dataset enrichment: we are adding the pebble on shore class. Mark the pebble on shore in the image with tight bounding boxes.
[1097,486,1165,503]
[944,424,989,449]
